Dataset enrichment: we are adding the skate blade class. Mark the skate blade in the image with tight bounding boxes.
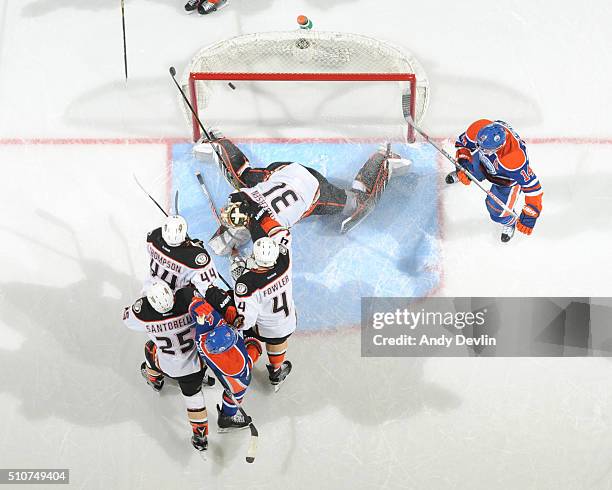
[217,425,251,434]
[272,377,290,392]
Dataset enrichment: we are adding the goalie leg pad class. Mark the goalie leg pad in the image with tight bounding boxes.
[340,147,392,233]
[352,148,393,195]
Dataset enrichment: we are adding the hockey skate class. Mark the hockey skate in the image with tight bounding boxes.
[191,426,208,451]
[501,223,515,243]
[198,0,228,14]
[184,0,202,13]
[140,362,164,392]
[267,361,292,392]
[216,404,251,433]
[340,147,392,234]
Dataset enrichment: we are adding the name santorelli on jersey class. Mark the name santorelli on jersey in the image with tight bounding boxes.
[128,287,196,334]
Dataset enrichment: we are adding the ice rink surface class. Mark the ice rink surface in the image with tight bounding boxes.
[1,1,612,489]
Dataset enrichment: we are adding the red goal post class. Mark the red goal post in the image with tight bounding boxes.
[181,31,429,143]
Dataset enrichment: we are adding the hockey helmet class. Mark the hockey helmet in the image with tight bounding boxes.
[252,237,280,268]
[146,279,174,314]
[477,122,506,154]
[162,215,188,247]
[205,324,238,354]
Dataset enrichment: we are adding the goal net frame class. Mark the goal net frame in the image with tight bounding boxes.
[182,31,429,143]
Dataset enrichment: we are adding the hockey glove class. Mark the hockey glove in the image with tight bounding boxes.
[455,147,473,185]
[516,204,540,235]
[204,285,239,324]
[189,296,213,324]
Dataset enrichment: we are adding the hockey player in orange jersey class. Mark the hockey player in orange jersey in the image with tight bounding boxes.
[446,119,543,242]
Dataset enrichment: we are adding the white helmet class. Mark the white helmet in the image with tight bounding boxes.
[162,215,188,247]
[146,280,174,314]
[252,237,280,268]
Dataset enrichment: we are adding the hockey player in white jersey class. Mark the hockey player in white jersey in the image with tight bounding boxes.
[146,214,220,293]
[205,208,295,390]
[123,280,213,451]
[194,130,410,249]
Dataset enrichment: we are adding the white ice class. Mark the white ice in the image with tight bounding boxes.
[1,1,612,489]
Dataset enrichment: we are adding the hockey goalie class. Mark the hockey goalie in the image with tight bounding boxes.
[194,129,412,254]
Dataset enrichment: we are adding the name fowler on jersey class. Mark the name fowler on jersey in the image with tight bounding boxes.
[262,274,290,298]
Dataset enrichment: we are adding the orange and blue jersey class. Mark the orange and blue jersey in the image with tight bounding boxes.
[456,119,543,214]
[192,300,254,416]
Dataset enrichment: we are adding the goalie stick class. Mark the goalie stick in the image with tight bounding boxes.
[194,172,237,289]
[195,171,222,226]
[169,66,227,160]
[401,97,519,220]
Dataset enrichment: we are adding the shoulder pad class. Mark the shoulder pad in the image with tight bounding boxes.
[234,279,252,297]
[147,227,162,243]
[175,286,198,308]
[132,297,144,315]
[171,246,212,269]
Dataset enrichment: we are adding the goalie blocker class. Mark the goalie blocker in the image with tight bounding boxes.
[193,131,411,246]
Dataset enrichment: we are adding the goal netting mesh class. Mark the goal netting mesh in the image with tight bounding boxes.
[180,30,429,142]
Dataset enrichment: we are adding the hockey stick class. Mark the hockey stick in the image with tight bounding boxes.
[169,67,227,162]
[133,174,168,217]
[134,174,233,288]
[401,102,519,220]
[213,369,258,463]
[120,0,128,80]
[194,172,234,289]
[195,171,222,226]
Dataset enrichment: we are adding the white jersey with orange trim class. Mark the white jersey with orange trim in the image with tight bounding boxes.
[240,163,319,228]
[146,227,220,295]
[233,231,296,339]
[123,286,201,378]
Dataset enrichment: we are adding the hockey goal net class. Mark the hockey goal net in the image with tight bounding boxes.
[180,30,429,142]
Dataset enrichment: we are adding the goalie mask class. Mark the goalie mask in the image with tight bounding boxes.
[252,237,280,268]
[146,280,174,314]
[162,215,188,247]
[220,202,249,228]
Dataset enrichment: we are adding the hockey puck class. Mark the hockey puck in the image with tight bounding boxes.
[228,82,236,90]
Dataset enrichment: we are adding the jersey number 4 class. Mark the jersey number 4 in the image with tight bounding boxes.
[155,328,194,356]
[272,292,290,317]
